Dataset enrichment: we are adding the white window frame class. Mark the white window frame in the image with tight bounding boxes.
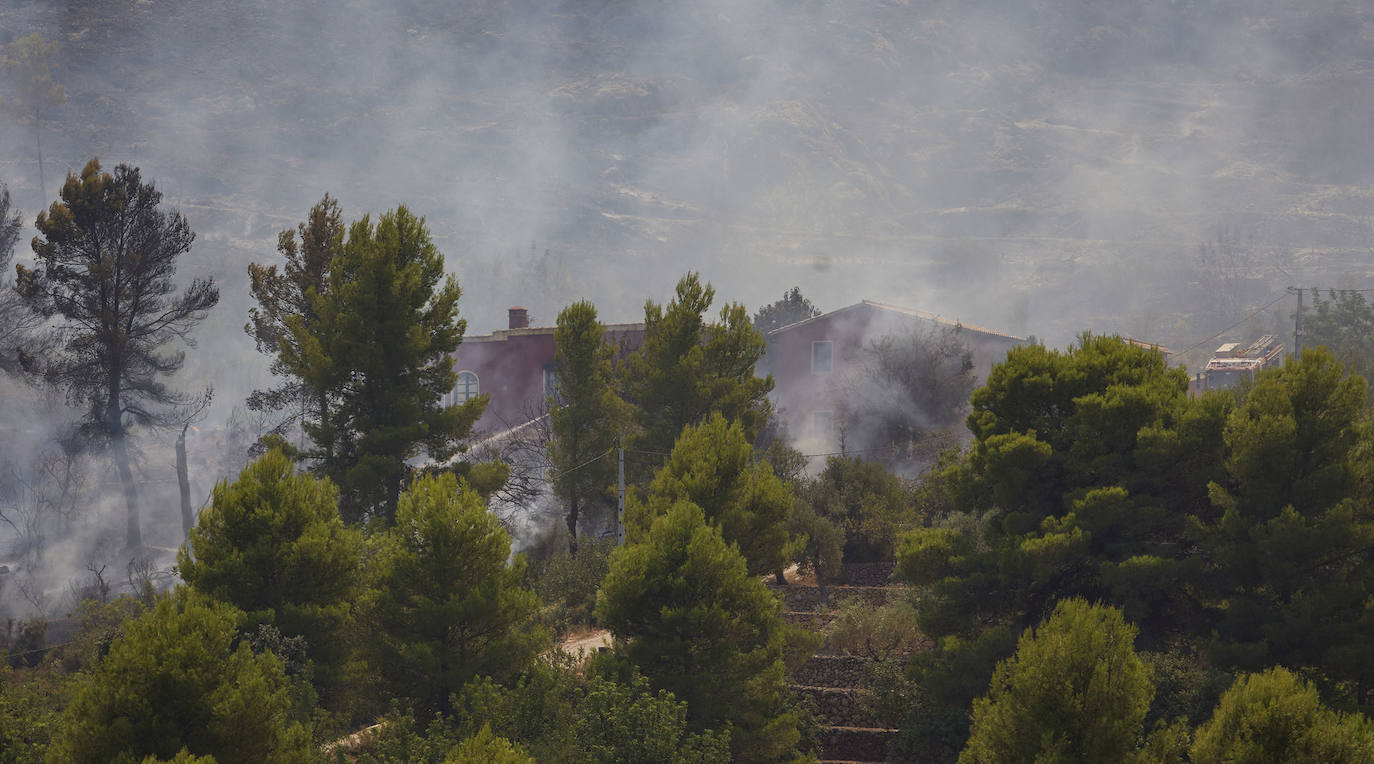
[542,365,559,400]
[454,370,480,403]
[811,340,834,373]
[811,410,835,438]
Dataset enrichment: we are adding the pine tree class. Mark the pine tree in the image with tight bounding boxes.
[245,195,343,444]
[177,450,362,700]
[18,159,219,548]
[1197,348,1374,698]
[960,599,1153,764]
[630,413,792,578]
[622,273,772,472]
[549,300,629,553]
[47,591,313,764]
[286,206,485,524]
[1191,667,1374,763]
[597,500,804,762]
[3,34,65,201]
[368,473,545,719]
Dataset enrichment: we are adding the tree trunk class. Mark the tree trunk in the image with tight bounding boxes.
[177,424,193,541]
[814,558,830,606]
[106,395,141,549]
[111,429,141,549]
[35,122,45,202]
[567,493,580,555]
[385,467,403,526]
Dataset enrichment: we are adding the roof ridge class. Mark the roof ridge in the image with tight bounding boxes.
[770,300,1024,341]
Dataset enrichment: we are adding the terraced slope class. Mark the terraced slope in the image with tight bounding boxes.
[774,563,916,763]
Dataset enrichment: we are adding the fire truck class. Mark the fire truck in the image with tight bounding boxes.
[1200,335,1284,390]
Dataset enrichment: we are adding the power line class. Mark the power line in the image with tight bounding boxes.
[2,639,73,660]
[797,444,903,459]
[547,448,614,481]
[1175,292,1290,358]
[631,442,904,459]
[1289,286,1374,293]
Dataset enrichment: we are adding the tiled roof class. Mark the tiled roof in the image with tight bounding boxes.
[769,300,1024,342]
[464,322,645,343]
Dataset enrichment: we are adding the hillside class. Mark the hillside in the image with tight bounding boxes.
[2,0,1374,394]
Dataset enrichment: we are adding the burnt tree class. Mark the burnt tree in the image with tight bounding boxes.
[18,160,218,548]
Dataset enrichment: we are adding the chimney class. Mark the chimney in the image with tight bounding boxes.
[508,306,529,329]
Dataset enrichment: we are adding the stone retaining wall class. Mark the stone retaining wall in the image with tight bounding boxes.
[841,562,896,586]
[817,727,895,762]
[783,610,835,628]
[791,655,870,688]
[797,686,878,728]
[771,585,894,611]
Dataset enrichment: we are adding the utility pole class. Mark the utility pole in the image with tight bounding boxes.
[617,437,626,545]
[1289,286,1304,356]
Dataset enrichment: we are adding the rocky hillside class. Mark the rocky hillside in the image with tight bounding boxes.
[3,0,1373,381]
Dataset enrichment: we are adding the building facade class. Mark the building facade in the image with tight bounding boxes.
[450,307,645,433]
[767,300,1024,453]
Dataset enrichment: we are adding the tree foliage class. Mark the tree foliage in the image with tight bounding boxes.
[630,413,792,578]
[622,272,772,469]
[1195,348,1374,699]
[367,473,545,719]
[278,206,486,524]
[3,33,65,200]
[0,180,46,376]
[549,300,629,552]
[891,335,1225,757]
[959,599,1153,764]
[597,500,804,763]
[785,495,844,600]
[1190,667,1374,763]
[892,338,1374,758]
[1303,288,1374,383]
[444,724,534,764]
[177,449,362,695]
[835,323,976,457]
[806,455,915,563]
[901,335,1220,640]
[18,159,219,547]
[245,194,344,440]
[751,286,820,336]
[47,592,312,764]
[573,674,731,764]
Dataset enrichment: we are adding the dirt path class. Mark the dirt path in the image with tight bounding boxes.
[558,626,612,656]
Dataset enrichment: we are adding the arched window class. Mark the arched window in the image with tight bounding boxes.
[455,370,480,403]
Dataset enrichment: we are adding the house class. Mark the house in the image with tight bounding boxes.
[1123,338,1175,365]
[449,307,645,433]
[767,300,1024,453]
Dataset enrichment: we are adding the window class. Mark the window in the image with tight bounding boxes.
[811,410,835,438]
[811,340,833,373]
[454,370,480,403]
[543,364,561,404]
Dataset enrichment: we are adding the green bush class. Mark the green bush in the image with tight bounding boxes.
[959,599,1153,764]
[1190,667,1374,763]
[527,536,614,637]
[47,590,313,764]
[824,598,925,659]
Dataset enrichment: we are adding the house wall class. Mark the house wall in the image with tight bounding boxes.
[452,331,558,431]
[769,304,1021,453]
[451,324,645,434]
[769,309,876,449]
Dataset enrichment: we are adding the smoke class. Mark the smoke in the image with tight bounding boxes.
[3,0,1374,611]
[0,2,1366,347]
